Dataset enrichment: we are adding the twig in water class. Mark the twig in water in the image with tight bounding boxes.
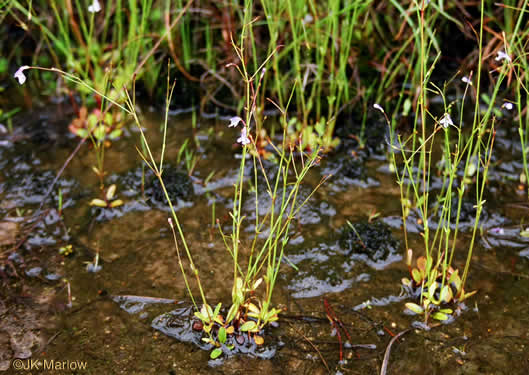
[380,329,410,375]
[289,322,330,373]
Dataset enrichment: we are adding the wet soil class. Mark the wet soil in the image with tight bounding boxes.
[1,106,528,374]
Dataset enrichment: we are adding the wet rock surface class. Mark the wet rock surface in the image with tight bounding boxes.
[151,307,277,360]
[145,168,194,206]
[335,116,389,157]
[340,220,399,263]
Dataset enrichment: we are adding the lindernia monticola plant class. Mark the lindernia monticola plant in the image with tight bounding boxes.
[127,35,327,359]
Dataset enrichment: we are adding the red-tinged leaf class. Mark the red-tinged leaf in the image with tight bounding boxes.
[254,335,264,345]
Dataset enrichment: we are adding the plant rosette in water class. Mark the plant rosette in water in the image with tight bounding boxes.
[193,279,281,359]
[401,254,477,327]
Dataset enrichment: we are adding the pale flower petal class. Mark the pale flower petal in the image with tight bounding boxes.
[88,0,101,13]
[502,102,513,110]
[237,127,251,146]
[495,50,511,63]
[14,65,30,85]
[461,76,472,85]
[302,14,313,25]
[439,113,454,129]
[373,103,385,113]
[228,116,243,128]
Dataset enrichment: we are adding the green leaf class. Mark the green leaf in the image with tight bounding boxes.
[109,129,122,140]
[94,125,106,141]
[104,112,112,125]
[460,289,477,301]
[210,348,222,359]
[203,323,213,333]
[226,304,238,323]
[466,161,477,178]
[315,119,325,137]
[428,282,438,299]
[76,128,89,138]
[239,321,257,332]
[213,302,222,317]
[411,268,422,283]
[265,308,280,322]
[440,285,453,303]
[402,98,412,116]
[194,311,207,322]
[448,270,461,291]
[218,327,227,344]
[432,312,449,321]
[405,302,424,315]
[0,57,8,74]
[87,114,98,130]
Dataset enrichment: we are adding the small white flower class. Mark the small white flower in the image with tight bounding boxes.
[495,50,511,63]
[490,227,504,235]
[228,116,243,128]
[502,102,513,110]
[14,65,30,85]
[461,76,472,85]
[439,113,454,129]
[373,103,385,113]
[302,14,313,25]
[237,127,251,146]
[88,0,101,13]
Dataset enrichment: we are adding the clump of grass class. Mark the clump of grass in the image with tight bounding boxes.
[9,1,527,157]
[10,0,156,98]
[129,29,326,357]
[14,17,326,358]
[379,0,515,326]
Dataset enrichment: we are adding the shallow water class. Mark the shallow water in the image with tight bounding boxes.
[1,107,528,374]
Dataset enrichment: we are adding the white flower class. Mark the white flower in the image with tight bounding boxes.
[88,0,101,13]
[461,76,472,85]
[502,102,513,110]
[228,116,243,128]
[373,103,385,113]
[490,227,504,235]
[439,113,454,129]
[495,50,511,63]
[237,127,251,146]
[14,66,30,85]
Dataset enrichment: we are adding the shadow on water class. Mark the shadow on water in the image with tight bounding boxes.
[1,107,529,374]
